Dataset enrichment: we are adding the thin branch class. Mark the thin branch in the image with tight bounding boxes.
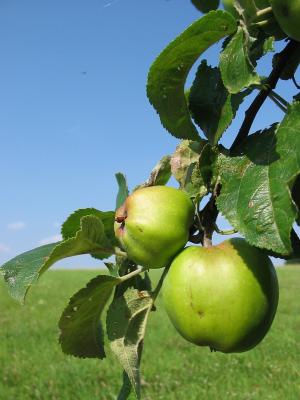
[231,39,300,151]
[268,93,288,113]
[214,223,237,235]
[254,6,273,19]
[200,183,221,247]
[292,75,300,90]
[270,90,289,107]
[114,247,128,257]
[120,266,144,282]
[152,266,170,301]
[290,229,300,258]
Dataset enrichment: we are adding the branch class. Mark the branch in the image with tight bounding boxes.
[152,265,170,301]
[290,229,300,258]
[200,183,221,247]
[231,39,300,151]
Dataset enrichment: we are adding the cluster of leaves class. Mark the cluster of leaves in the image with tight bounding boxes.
[1,1,300,399]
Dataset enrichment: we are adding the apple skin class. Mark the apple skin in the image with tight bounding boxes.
[162,238,279,353]
[114,186,195,269]
[269,0,300,41]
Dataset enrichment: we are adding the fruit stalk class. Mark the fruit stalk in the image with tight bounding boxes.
[200,183,221,247]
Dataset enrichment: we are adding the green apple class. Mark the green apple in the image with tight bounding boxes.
[162,238,279,353]
[269,0,300,41]
[114,186,195,269]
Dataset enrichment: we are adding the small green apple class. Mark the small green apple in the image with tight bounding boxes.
[114,186,195,269]
[162,238,279,353]
[269,0,300,41]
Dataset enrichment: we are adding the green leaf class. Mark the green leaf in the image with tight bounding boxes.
[171,140,206,193]
[220,26,260,94]
[147,10,237,140]
[61,208,117,247]
[189,60,249,144]
[116,172,129,210]
[248,32,274,67]
[185,143,221,198]
[1,216,115,302]
[217,103,300,255]
[0,243,58,303]
[191,0,220,13]
[136,155,171,190]
[107,289,153,400]
[59,275,121,359]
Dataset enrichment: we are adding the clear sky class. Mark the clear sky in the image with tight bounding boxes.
[0,0,299,268]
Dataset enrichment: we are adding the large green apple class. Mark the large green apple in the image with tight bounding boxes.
[162,238,279,353]
[114,186,195,269]
[269,0,300,41]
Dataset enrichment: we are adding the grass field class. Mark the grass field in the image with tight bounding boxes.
[1,265,300,400]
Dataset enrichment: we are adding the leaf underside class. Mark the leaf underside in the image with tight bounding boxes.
[107,289,154,400]
[1,215,115,302]
[59,275,121,359]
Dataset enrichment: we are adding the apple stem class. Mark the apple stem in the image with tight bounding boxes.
[152,265,170,301]
[200,183,221,247]
[203,235,212,248]
[253,6,272,20]
[114,247,128,257]
[120,266,145,282]
[251,19,269,28]
[214,223,237,235]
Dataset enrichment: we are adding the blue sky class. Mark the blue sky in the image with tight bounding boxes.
[0,0,298,268]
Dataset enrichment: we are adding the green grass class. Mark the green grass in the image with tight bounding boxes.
[1,266,300,400]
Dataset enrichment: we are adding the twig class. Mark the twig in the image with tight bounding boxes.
[114,247,128,257]
[292,75,300,90]
[200,183,221,247]
[213,223,237,235]
[290,229,300,258]
[231,39,300,151]
[152,266,170,301]
[120,266,144,282]
[253,7,273,20]
[268,93,288,113]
